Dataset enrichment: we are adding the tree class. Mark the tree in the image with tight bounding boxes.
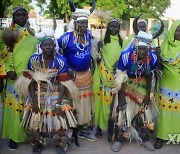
[123,0,171,19]
[45,0,170,22]
[0,0,33,18]
[38,0,96,23]
[96,0,128,19]
[0,0,172,20]
[0,0,11,17]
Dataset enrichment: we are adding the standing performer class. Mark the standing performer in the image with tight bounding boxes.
[1,6,38,150]
[57,0,96,144]
[124,14,148,48]
[93,18,124,138]
[110,31,162,152]
[154,21,180,149]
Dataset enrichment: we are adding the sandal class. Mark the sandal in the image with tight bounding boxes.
[154,138,163,149]
[95,127,102,138]
[32,140,42,154]
[111,141,122,152]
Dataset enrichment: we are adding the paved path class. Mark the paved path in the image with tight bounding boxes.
[0,99,179,154]
[0,134,179,154]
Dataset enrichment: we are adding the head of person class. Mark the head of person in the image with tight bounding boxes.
[69,0,95,34]
[73,9,90,34]
[107,18,120,36]
[40,37,55,57]
[174,24,180,41]
[160,21,180,61]
[135,31,153,60]
[137,20,147,32]
[104,18,123,47]
[133,14,149,35]
[31,28,59,56]
[12,6,28,27]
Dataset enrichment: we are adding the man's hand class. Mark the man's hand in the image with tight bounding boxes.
[97,41,103,52]
[7,71,17,80]
[155,46,161,56]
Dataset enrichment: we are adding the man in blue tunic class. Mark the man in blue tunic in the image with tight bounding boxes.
[57,0,96,146]
[110,31,158,152]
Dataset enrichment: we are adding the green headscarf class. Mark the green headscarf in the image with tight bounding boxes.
[38,36,54,43]
[161,21,180,63]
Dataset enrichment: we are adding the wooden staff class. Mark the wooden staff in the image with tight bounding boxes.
[100,21,103,39]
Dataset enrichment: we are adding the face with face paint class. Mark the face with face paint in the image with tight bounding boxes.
[174,25,180,41]
[40,38,55,57]
[108,21,120,36]
[75,19,88,34]
[13,9,28,27]
[137,46,148,61]
[137,21,147,32]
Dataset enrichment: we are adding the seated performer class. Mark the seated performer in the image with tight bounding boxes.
[109,31,158,152]
[15,25,78,154]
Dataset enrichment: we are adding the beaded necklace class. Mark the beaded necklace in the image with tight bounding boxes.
[11,52,15,71]
[73,31,89,51]
[39,54,58,108]
[130,46,151,85]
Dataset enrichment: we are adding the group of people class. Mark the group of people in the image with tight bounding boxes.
[0,1,180,154]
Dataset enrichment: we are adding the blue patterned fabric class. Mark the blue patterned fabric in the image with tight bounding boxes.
[57,31,92,71]
[117,45,158,77]
[28,53,68,75]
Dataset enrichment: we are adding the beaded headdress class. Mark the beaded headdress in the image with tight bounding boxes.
[135,31,153,47]
[108,18,120,26]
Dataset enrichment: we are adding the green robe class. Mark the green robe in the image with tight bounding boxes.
[0,29,6,77]
[1,25,38,142]
[156,21,180,141]
[93,35,124,130]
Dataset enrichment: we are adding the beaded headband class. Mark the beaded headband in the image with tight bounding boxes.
[13,6,27,15]
[108,18,120,26]
[135,31,152,47]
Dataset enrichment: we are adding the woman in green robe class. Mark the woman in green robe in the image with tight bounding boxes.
[0,29,6,92]
[154,21,180,149]
[1,6,37,150]
[93,18,124,138]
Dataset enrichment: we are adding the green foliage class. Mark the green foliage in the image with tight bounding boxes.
[0,0,172,22]
[124,0,171,19]
[1,0,33,18]
[97,0,127,18]
[0,0,11,17]
[47,0,95,22]
[36,0,47,14]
